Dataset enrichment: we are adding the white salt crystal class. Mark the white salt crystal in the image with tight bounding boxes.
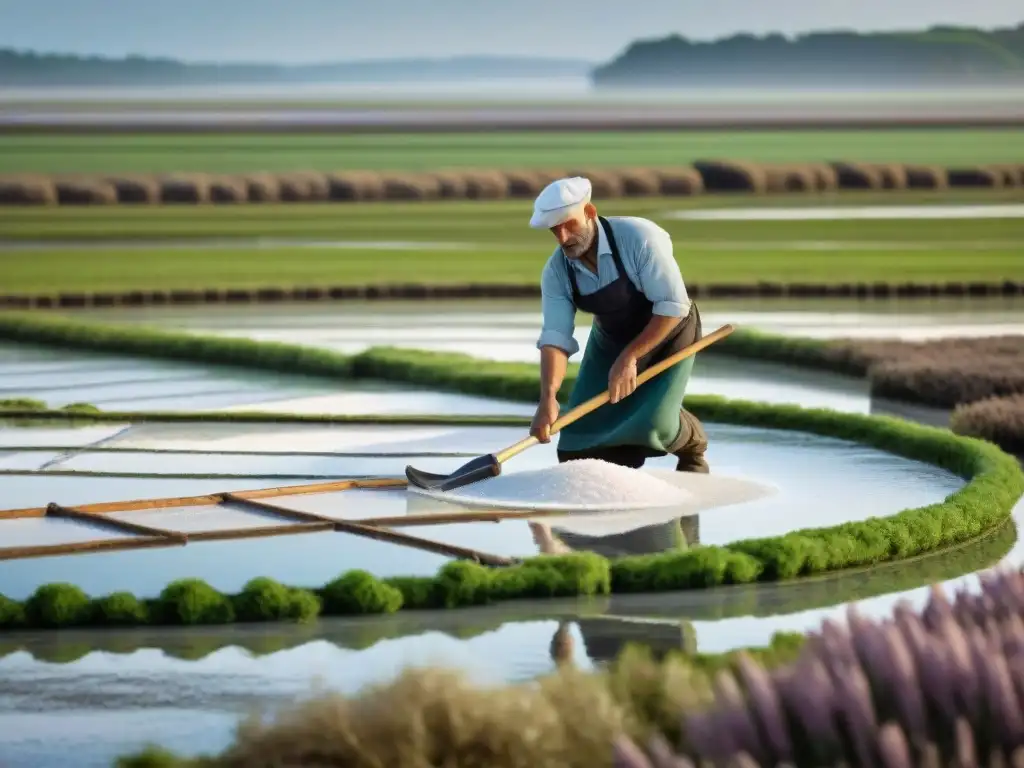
[424,458,695,511]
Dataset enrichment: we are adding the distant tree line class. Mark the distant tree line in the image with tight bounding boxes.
[3,22,1024,88]
[591,23,1024,87]
[0,50,591,87]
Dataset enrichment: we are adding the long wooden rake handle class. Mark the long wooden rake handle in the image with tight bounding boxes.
[494,323,735,464]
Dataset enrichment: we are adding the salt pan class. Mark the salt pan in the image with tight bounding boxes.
[413,458,696,511]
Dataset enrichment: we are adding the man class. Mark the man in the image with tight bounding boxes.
[528,175,709,473]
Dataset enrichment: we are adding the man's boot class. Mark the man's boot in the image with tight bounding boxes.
[666,408,710,473]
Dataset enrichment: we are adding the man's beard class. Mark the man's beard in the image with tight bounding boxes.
[561,219,596,260]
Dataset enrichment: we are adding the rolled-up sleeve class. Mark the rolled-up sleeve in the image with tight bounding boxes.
[633,226,690,317]
[537,255,580,356]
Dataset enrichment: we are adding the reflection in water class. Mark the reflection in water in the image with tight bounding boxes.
[869,396,952,429]
[530,513,700,558]
[551,618,697,667]
[0,509,1012,768]
[535,510,702,668]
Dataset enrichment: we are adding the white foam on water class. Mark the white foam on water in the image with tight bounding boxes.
[665,204,1024,221]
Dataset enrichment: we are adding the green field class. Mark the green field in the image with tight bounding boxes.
[1,193,1021,293]
[2,128,1023,175]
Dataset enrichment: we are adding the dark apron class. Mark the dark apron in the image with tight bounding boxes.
[556,216,703,464]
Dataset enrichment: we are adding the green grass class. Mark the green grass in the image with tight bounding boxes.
[2,128,1023,174]
[1,194,1022,293]
[0,492,1014,660]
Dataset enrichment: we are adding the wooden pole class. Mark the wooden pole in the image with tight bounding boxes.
[227,494,517,567]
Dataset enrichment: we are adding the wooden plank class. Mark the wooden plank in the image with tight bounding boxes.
[46,503,187,542]
[0,492,226,519]
[228,494,517,567]
[0,535,183,561]
[360,507,564,527]
[0,476,407,520]
[222,493,341,525]
[184,521,334,542]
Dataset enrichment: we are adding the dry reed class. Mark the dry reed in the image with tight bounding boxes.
[950,393,1024,455]
[276,172,330,202]
[106,175,161,204]
[53,176,118,205]
[158,174,212,204]
[567,168,624,198]
[0,174,57,205]
[654,167,704,196]
[326,171,386,202]
[829,161,885,190]
[903,165,949,190]
[947,167,1004,188]
[241,173,281,202]
[692,160,768,193]
[617,167,663,197]
[206,175,248,204]
[460,170,510,199]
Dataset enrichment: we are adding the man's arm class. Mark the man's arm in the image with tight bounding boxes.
[533,257,577,438]
[536,255,578,397]
[539,344,569,402]
[622,315,682,361]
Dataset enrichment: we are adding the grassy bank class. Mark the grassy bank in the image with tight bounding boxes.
[3,129,1024,174]
[0,514,1014,664]
[2,313,1023,451]
[1,194,1021,293]
[0,313,1022,606]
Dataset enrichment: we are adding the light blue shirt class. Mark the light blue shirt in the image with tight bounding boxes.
[537,216,691,357]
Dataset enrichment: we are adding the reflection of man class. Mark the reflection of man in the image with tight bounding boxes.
[549,619,698,667]
[529,514,699,559]
[527,176,709,473]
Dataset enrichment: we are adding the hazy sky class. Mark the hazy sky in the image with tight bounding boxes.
[3,0,1022,63]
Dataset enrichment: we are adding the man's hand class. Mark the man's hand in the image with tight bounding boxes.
[530,396,560,443]
[608,352,638,403]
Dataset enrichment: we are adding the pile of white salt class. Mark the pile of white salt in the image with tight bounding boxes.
[420,458,695,511]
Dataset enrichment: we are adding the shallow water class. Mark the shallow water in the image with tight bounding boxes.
[0,421,963,601]
[57,297,1024,347]
[0,302,1020,766]
[0,491,1020,767]
[0,343,535,415]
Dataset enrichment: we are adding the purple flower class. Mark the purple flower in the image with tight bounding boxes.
[877,722,913,768]
[880,623,929,749]
[712,670,765,763]
[613,735,654,768]
[735,652,793,764]
[646,733,696,768]
[832,660,879,767]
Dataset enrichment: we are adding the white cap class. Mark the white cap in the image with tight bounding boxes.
[529,176,592,229]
